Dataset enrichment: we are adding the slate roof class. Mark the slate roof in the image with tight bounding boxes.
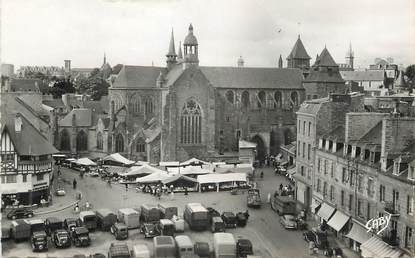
[112,65,165,88]
[1,114,58,155]
[340,70,385,82]
[200,67,304,89]
[305,71,345,83]
[287,36,310,60]
[358,121,382,145]
[315,48,338,67]
[323,125,345,142]
[297,98,328,115]
[59,108,92,127]
[42,99,65,109]
[9,79,41,92]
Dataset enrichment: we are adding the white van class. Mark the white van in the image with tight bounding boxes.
[117,208,140,229]
[175,235,197,258]
[132,244,151,258]
[213,233,236,258]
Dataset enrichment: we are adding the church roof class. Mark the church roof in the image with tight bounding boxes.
[1,114,58,156]
[314,48,338,67]
[112,65,165,88]
[59,108,92,127]
[200,67,303,89]
[287,36,310,60]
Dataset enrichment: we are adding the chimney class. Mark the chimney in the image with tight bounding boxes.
[15,114,23,133]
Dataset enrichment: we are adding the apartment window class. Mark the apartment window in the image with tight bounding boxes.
[307,168,311,180]
[3,175,17,183]
[357,175,363,192]
[349,194,353,211]
[342,168,347,183]
[330,185,335,201]
[358,199,363,217]
[307,144,311,160]
[405,227,413,250]
[318,158,321,173]
[308,122,311,137]
[317,179,321,192]
[324,160,328,175]
[297,141,301,157]
[367,178,374,197]
[341,190,345,206]
[302,143,306,158]
[408,195,414,215]
[380,184,386,202]
[22,174,27,183]
[350,170,355,187]
[323,182,328,197]
[367,203,371,220]
[298,120,301,134]
[330,162,334,178]
[36,174,44,181]
[303,121,306,135]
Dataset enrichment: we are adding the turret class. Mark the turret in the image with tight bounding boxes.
[166,29,177,70]
[183,23,199,69]
[278,55,283,68]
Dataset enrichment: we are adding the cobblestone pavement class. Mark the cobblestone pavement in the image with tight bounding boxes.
[1,167,360,258]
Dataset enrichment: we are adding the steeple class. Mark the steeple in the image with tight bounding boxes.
[278,54,283,68]
[287,35,310,69]
[183,23,199,68]
[346,42,354,70]
[166,29,177,70]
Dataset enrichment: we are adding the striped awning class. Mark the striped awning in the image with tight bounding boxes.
[360,236,402,258]
[317,202,336,221]
[345,222,371,244]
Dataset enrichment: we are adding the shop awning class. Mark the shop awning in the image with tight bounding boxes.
[197,173,247,185]
[135,172,171,184]
[122,164,165,177]
[75,158,97,166]
[327,210,350,231]
[317,202,336,221]
[345,222,371,244]
[311,201,321,214]
[360,236,402,258]
[162,175,198,185]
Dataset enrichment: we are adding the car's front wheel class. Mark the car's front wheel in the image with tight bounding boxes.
[28,214,33,218]
[11,215,16,220]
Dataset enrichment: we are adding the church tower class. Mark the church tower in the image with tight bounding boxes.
[287,35,310,70]
[345,43,354,70]
[166,29,177,70]
[278,54,283,68]
[183,24,199,69]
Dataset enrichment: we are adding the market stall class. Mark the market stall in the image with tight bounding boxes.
[197,173,247,192]
[102,153,135,166]
[162,175,198,192]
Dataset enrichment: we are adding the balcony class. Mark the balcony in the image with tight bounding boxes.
[384,201,400,216]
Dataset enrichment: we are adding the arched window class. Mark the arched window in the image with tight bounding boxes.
[241,91,250,108]
[60,129,71,151]
[76,130,88,152]
[113,97,123,112]
[115,134,124,153]
[274,91,282,108]
[145,97,153,115]
[96,132,103,150]
[257,91,266,108]
[225,90,234,104]
[136,138,146,153]
[291,91,299,106]
[181,99,202,144]
[131,96,140,114]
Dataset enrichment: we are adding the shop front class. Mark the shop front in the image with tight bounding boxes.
[345,220,371,252]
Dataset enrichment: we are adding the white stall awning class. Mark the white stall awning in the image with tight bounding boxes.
[317,202,336,221]
[327,210,350,231]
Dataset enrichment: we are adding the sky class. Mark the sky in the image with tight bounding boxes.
[1,0,415,70]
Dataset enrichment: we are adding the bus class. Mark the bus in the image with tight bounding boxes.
[183,203,209,231]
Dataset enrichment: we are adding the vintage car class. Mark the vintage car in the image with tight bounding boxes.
[280,214,298,229]
[140,223,160,238]
[236,239,254,258]
[211,216,225,233]
[221,212,237,228]
[71,227,91,247]
[64,218,79,232]
[52,229,71,248]
[7,208,34,220]
[30,231,48,252]
[110,223,128,240]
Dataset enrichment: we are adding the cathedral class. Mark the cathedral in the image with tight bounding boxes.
[59,24,311,163]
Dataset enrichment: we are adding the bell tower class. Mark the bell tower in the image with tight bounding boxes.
[183,24,199,69]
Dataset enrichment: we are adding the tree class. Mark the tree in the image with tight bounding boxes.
[405,64,415,91]
[50,79,75,99]
[73,70,109,100]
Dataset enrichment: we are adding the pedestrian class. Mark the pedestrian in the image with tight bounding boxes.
[267,193,271,204]
[170,191,175,201]
[279,183,283,192]
[125,184,128,192]
[184,187,188,196]
[170,184,174,193]
[260,171,264,179]
[244,210,250,220]
[73,179,77,189]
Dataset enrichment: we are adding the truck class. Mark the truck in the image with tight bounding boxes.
[247,189,262,208]
[158,204,178,219]
[79,211,97,231]
[183,203,209,231]
[10,220,31,242]
[140,204,161,223]
[118,208,140,229]
[108,243,131,258]
[213,232,236,258]
[153,236,176,258]
[174,235,196,258]
[131,244,151,258]
[271,195,296,215]
[96,209,117,231]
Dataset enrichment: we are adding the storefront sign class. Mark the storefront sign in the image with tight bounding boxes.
[365,214,391,235]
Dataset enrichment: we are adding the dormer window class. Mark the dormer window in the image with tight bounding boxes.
[393,159,401,175]
[409,166,415,180]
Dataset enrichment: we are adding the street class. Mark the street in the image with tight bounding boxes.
[2,167,358,258]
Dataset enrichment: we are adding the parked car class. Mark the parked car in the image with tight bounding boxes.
[71,227,91,247]
[64,218,79,232]
[211,216,225,233]
[303,229,329,249]
[206,207,220,223]
[280,214,298,229]
[236,239,253,258]
[30,231,48,252]
[247,189,262,208]
[221,212,237,228]
[7,208,34,220]
[140,223,160,238]
[110,223,128,240]
[194,242,210,258]
[236,212,247,227]
[157,219,175,236]
[52,229,71,248]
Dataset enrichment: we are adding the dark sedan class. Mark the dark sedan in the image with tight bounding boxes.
[7,208,34,220]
